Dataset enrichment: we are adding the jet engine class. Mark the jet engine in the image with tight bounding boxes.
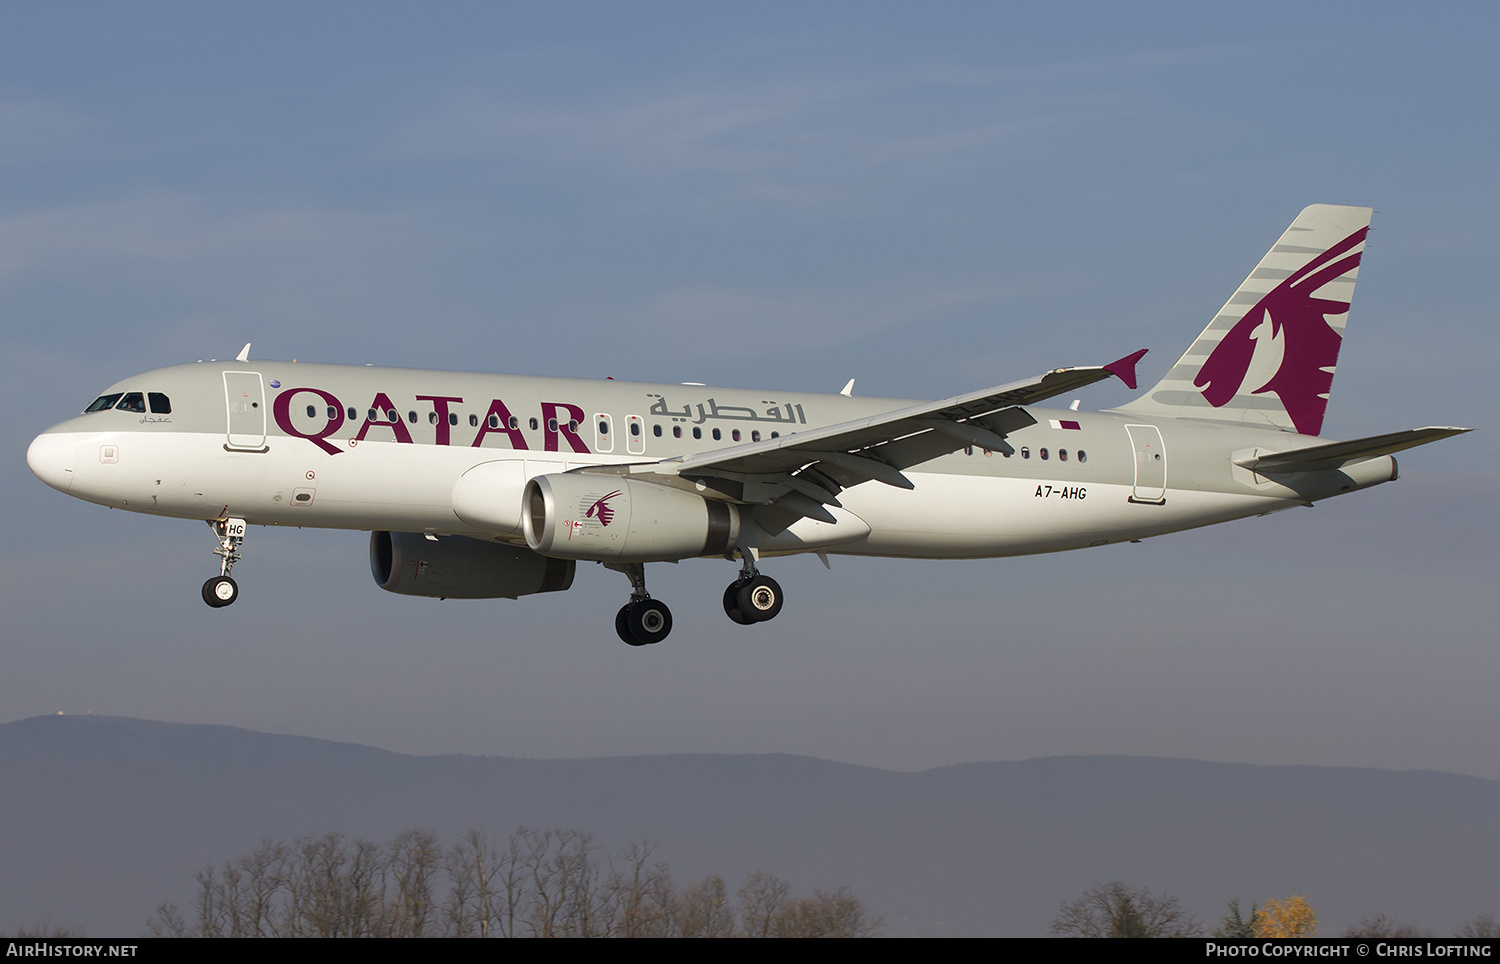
[523,474,741,562]
[370,531,575,598]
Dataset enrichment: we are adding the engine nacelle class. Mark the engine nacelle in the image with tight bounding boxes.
[370,531,575,599]
[523,474,741,562]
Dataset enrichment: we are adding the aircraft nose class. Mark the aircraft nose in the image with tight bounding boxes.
[27,431,76,493]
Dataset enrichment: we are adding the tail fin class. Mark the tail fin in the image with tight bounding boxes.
[1113,204,1373,436]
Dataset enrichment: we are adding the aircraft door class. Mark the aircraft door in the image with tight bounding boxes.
[1125,424,1166,504]
[223,371,267,451]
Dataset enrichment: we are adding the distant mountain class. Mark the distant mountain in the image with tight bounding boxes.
[1,715,1495,937]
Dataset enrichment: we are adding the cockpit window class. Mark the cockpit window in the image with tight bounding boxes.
[148,392,171,414]
[85,393,123,413]
[115,392,147,413]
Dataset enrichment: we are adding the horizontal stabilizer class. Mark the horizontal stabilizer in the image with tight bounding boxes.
[1234,427,1471,473]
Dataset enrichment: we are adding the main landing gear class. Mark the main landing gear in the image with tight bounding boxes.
[202,517,246,608]
[606,559,786,646]
[609,563,673,647]
[723,572,783,625]
[607,554,785,647]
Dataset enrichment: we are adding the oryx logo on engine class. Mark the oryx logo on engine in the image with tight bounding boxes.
[585,490,623,527]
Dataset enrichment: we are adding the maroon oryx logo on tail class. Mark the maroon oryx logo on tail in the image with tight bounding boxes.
[586,490,623,527]
[1194,227,1367,436]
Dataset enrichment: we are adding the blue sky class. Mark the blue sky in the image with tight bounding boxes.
[4,3,1495,776]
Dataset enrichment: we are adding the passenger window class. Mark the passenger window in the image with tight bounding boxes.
[306,405,317,418]
[469,414,479,427]
[1078,450,1088,464]
[693,427,702,439]
[568,419,578,433]
[1040,448,1049,460]
[548,418,558,432]
[964,445,973,456]
[408,411,417,423]
[631,422,641,437]
[348,408,357,421]
[368,408,378,421]
[326,406,337,419]
[508,416,518,430]
[598,420,609,435]
[428,412,438,425]
[752,430,761,442]
[1059,449,1068,462]
[386,409,398,422]
[1021,447,1030,459]
[85,393,123,413]
[149,393,172,414]
[712,428,721,441]
[771,432,779,439]
[673,426,682,438]
[732,429,740,441]
[653,425,662,437]
[489,414,500,429]
[115,392,147,413]
[449,413,458,426]
[530,418,538,430]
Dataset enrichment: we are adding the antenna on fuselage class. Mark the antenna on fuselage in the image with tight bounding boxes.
[839,379,855,397]
[235,343,251,362]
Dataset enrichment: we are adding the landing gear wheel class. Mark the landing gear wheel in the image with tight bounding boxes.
[626,599,673,646]
[723,581,753,625]
[202,575,239,608]
[615,605,634,645]
[736,575,783,623]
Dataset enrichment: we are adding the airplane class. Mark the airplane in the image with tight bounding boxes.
[26,204,1470,646]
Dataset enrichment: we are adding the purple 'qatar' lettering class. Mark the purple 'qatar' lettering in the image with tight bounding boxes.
[541,402,590,453]
[586,490,622,527]
[470,398,529,450]
[416,395,463,446]
[1194,227,1367,436]
[354,392,414,444]
[272,388,345,455]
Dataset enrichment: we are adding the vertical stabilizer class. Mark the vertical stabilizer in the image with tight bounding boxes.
[1113,204,1372,435]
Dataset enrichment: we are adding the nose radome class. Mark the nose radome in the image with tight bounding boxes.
[27,432,76,492]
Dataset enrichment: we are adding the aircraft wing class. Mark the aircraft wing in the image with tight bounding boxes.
[630,350,1147,525]
[1233,426,1472,473]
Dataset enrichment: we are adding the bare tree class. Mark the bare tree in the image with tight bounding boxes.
[605,840,676,938]
[1344,912,1428,938]
[1051,881,1201,938]
[674,876,735,938]
[1456,914,1498,938]
[148,827,880,938]
[739,871,793,938]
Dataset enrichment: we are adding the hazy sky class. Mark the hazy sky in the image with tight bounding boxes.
[4,3,1495,777]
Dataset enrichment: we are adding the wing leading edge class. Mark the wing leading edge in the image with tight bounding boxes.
[626,350,1147,525]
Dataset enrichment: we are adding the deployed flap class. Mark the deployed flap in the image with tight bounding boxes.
[662,352,1146,486]
[1234,426,1471,473]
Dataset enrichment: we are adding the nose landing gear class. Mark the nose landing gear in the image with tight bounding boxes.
[202,574,239,607]
[202,517,246,608]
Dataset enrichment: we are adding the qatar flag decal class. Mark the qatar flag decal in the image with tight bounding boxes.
[1048,419,1082,430]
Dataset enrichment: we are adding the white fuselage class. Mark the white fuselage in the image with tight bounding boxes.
[27,360,1394,561]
